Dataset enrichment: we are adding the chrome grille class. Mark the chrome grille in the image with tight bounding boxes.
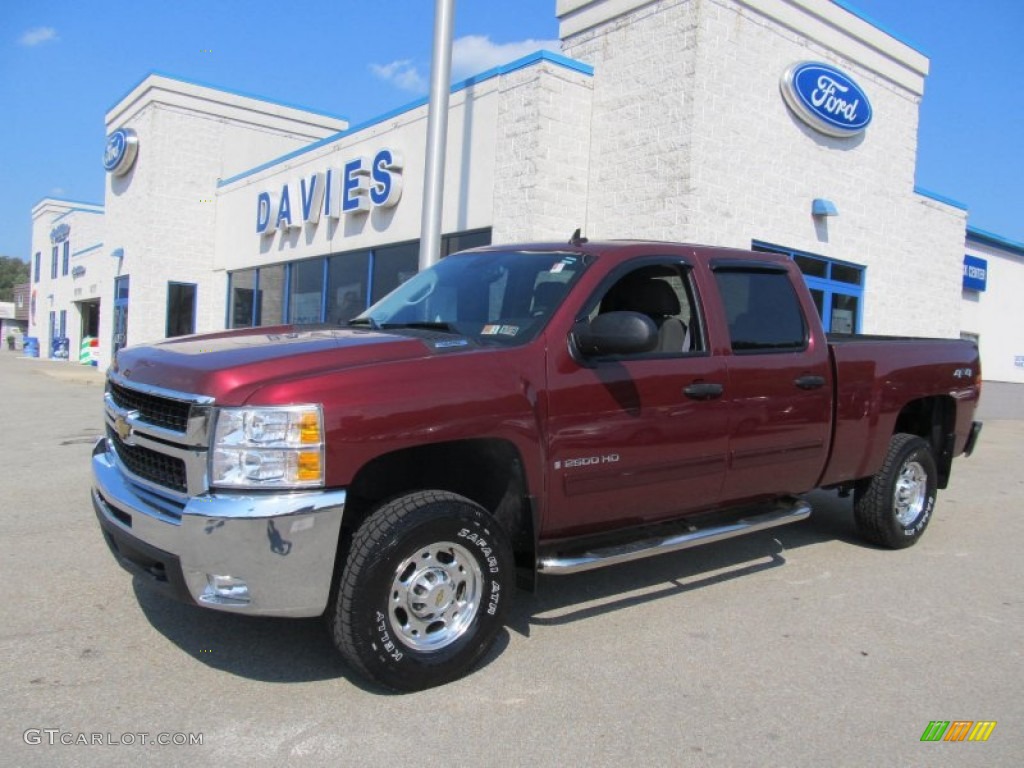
[104,374,213,496]
[108,380,191,432]
[107,426,188,493]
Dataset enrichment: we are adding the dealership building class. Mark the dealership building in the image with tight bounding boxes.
[25,0,1023,406]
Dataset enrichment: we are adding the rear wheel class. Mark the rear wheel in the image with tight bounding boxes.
[854,433,938,549]
[327,490,513,692]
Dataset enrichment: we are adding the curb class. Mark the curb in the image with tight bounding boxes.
[5,354,106,385]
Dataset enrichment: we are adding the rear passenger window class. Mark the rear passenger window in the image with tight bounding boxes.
[714,269,806,352]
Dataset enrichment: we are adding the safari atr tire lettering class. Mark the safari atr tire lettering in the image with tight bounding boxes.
[327,490,513,692]
[853,433,938,549]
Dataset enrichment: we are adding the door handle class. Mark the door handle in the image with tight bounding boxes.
[683,382,724,400]
[794,374,826,390]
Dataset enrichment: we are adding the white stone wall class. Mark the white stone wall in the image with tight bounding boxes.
[961,239,1024,384]
[101,75,349,369]
[491,61,594,243]
[218,55,597,271]
[27,200,108,361]
[215,79,503,270]
[561,0,701,239]
[560,0,967,338]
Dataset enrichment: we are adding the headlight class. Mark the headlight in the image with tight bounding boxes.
[210,405,325,489]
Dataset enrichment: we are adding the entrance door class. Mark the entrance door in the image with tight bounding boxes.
[112,276,129,358]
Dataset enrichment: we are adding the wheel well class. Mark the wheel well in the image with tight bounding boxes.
[340,439,536,586]
[893,396,957,488]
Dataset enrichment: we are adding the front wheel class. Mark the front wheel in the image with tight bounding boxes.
[328,491,514,692]
[853,433,938,549]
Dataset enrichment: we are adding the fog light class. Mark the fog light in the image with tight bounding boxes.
[201,574,250,604]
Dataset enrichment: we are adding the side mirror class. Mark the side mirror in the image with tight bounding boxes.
[572,311,658,357]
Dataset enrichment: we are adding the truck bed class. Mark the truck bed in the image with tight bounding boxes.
[820,335,981,488]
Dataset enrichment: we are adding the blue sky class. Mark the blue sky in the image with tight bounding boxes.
[0,0,1021,261]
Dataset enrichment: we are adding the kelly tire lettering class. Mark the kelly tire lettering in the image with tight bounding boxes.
[326,490,514,692]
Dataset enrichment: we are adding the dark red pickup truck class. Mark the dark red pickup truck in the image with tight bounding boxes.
[93,240,982,690]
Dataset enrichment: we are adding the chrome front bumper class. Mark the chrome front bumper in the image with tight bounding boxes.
[92,438,346,617]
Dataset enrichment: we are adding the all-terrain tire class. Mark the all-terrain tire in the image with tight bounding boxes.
[853,433,938,549]
[327,490,513,692]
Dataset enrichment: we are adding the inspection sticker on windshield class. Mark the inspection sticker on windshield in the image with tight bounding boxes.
[482,324,519,337]
[550,257,577,274]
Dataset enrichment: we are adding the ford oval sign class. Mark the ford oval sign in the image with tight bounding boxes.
[104,128,139,176]
[781,62,872,138]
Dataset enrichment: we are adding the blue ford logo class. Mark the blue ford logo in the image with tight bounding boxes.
[781,62,872,138]
[104,128,139,176]
[50,223,71,244]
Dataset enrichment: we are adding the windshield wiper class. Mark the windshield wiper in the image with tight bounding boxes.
[380,321,457,333]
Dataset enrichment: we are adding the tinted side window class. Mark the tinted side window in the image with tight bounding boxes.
[588,263,705,355]
[714,270,806,352]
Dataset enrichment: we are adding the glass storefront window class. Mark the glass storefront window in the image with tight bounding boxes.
[830,294,859,334]
[752,240,865,334]
[166,282,197,337]
[225,229,493,329]
[442,228,492,257]
[831,263,862,285]
[289,258,325,324]
[371,242,419,304]
[229,269,256,328]
[793,254,827,278]
[256,265,285,326]
[327,251,370,324]
[808,287,825,318]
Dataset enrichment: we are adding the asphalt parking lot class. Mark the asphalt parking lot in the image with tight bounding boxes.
[2,352,1021,767]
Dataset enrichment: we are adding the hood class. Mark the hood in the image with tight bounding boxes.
[109,325,457,404]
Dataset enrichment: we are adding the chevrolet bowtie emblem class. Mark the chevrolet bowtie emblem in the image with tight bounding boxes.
[114,412,138,444]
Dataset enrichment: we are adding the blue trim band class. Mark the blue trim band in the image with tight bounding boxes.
[109,71,349,123]
[752,239,865,270]
[52,207,105,223]
[218,132,354,189]
[72,243,104,257]
[34,198,104,213]
[217,50,590,189]
[966,226,1024,257]
[829,1,928,57]
[914,185,968,211]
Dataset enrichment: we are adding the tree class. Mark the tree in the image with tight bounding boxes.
[0,255,30,302]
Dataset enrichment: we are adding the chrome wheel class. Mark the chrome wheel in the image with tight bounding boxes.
[893,460,928,527]
[389,541,482,652]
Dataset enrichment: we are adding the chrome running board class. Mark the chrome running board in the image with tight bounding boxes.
[538,498,811,575]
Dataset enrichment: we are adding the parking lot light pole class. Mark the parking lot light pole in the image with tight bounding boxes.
[418,0,455,272]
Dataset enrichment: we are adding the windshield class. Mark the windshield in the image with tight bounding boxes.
[353,250,586,345]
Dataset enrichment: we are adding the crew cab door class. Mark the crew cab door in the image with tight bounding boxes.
[710,261,832,502]
[544,259,729,538]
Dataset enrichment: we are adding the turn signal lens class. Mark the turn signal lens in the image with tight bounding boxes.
[297,451,322,482]
[299,411,322,444]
